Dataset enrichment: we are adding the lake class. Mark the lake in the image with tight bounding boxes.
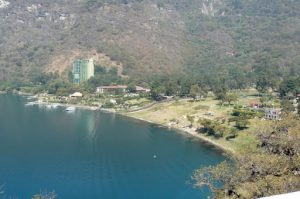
[0,94,227,198]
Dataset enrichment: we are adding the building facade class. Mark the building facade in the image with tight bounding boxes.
[96,85,127,95]
[96,85,151,95]
[72,59,94,84]
[264,108,281,120]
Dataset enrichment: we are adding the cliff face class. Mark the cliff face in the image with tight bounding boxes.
[0,0,299,82]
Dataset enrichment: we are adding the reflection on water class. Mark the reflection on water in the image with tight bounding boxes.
[78,110,97,139]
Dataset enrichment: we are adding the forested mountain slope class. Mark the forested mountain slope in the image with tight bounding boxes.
[0,0,299,83]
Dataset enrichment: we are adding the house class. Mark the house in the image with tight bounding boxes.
[135,86,151,93]
[249,99,262,109]
[96,85,151,95]
[264,108,281,120]
[96,85,127,94]
[70,92,83,98]
[72,59,94,84]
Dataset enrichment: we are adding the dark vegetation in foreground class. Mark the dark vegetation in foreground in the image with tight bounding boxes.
[193,114,300,198]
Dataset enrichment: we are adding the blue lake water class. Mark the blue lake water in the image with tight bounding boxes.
[0,94,227,198]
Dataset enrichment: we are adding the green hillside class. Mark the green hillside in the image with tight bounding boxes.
[0,0,299,85]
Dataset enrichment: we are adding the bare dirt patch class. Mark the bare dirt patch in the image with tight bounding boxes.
[45,49,125,77]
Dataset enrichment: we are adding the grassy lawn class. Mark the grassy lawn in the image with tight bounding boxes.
[127,90,265,155]
[128,98,232,125]
[214,120,262,155]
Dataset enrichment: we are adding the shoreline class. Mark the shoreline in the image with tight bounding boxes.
[25,96,235,156]
[26,99,119,113]
[119,113,236,156]
[27,100,100,111]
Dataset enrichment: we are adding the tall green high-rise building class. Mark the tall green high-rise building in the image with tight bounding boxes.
[72,59,94,84]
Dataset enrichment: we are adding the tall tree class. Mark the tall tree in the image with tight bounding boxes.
[213,86,227,105]
[127,83,136,93]
[256,74,271,94]
[189,84,201,100]
[280,99,295,113]
[224,93,238,105]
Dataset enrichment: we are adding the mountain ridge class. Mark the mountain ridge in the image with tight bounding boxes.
[0,0,299,83]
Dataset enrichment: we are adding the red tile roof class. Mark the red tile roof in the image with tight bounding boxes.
[97,85,127,89]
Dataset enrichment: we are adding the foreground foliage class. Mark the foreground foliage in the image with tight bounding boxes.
[193,114,300,198]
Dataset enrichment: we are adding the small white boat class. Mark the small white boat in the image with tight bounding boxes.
[46,104,52,109]
[66,107,76,112]
[44,103,58,109]
[90,107,98,111]
[51,104,59,108]
[27,95,37,100]
[25,102,36,106]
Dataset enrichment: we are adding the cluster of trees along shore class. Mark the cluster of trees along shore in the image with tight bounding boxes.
[195,106,264,141]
